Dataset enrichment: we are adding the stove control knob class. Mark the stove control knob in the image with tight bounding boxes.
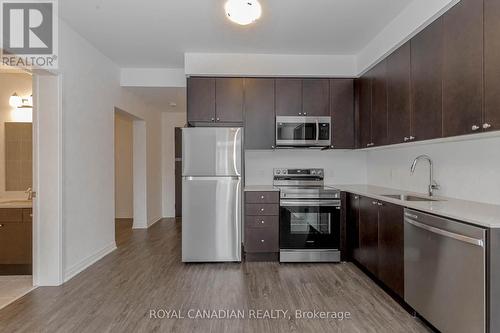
[276,170,281,175]
[311,170,316,175]
[283,169,287,175]
[318,170,323,175]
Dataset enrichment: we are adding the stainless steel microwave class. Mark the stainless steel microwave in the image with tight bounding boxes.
[276,116,331,148]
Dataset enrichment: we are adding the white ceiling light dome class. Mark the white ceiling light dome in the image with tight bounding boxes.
[224,0,262,26]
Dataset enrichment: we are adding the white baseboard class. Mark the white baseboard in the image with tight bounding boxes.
[63,242,117,282]
[148,217,163,228]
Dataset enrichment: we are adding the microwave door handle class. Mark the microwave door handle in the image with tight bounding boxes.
[316,119,319,141]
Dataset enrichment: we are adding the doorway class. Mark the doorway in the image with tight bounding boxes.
[114,108,148,246]
[0,70,36,309]
[114,111,134,245]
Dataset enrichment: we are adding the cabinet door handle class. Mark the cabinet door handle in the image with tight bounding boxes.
[303,112,307,116]
[483,123,492,129]
[354,196,359,199]
[261,220,265,224]
[271,145,275,149]
[260,208,265,212]
[211,118,215,122]
[260,195,265,199]
[216,118,220,122]
[472,125,480,131]
[409,136,415,141]
[298,112,302,116]
[404,137,409,142]
[261,239,265,243]
[377,202,383,206]
[372,201,378,205]
[0,224,3,227]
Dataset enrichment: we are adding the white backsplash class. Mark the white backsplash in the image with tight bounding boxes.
[366,136,500,205]
[244,149,368,186]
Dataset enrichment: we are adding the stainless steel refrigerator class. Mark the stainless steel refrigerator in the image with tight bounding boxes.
[181,127,242,262]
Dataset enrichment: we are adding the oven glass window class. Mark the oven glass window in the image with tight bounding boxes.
[290,211,331,234]
[280,204,340,249]
[277,122,317,141]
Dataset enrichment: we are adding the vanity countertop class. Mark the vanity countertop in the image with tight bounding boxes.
[0,199,32,209]
[333,184,500,229]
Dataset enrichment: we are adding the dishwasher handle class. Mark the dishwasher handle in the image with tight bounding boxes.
[405,218,484,247]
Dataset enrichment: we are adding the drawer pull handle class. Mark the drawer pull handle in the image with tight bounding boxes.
[261,220,265,224]
[0,224,3,227]
[260,208,264,212]
[261,239,265,243]
[260,195,265,199]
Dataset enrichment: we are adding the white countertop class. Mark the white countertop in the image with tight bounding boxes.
[0,199,32,209]
[333,184,500,229]
[244,185,280,192]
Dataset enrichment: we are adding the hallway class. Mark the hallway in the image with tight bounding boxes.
[0,219,429,333]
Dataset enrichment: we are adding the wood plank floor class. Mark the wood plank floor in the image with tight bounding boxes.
[0,219,431,333]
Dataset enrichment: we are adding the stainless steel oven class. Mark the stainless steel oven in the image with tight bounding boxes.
[274,168,341,262]
[276,116,331,148]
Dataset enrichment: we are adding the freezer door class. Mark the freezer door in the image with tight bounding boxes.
[182,127,242,176]
[182,176,241,262]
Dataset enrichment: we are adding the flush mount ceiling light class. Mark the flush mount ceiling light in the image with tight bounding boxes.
[225,0,262,26]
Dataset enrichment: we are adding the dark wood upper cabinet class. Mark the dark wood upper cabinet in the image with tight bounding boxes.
[484,0,500,132]
[411,18,444,141]
[371,60,388,146]
[357,75,372,148]
[302,79,330,116]
[187,77,216,123]
[377,201,404,299]
[443,0,484,137]
[387,42,411,145]
[244,78,276,149]
[357,196,379,277]
[275,79,302,116]
[330,79,355,149]
[215,78,244,123]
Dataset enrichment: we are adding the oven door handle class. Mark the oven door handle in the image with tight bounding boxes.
[280,200,340,207]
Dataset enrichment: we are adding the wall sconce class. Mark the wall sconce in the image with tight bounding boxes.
[9,93,33,122]
[9,93,22,108]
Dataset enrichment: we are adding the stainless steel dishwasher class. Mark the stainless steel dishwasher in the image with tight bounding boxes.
[404,209,486,333]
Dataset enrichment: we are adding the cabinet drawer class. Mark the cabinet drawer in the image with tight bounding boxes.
[245,204,279,216]
[245,191,279,204]
[0,209,22,223]
[245,227,279,253]
[246,215,279,229]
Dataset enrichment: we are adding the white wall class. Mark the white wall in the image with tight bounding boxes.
[114,112,133,219]
[161,111,186,217]
[245,150,367,186]
[185,53,357,77]
[0,73,32,199]
[58,20,165,281]
[366,136,500,205]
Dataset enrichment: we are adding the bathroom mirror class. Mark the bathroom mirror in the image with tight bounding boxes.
[5,122,32,191]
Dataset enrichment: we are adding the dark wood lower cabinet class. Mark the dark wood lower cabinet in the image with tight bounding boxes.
[347,194,404,299]
[244,192,279,261]
[377,202,404,298]
[0,208,32,275]
[355,196,379,276]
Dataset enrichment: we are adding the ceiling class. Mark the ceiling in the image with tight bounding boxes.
[60,0,413,68]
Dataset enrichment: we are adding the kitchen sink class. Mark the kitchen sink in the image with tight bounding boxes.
[381,194,442,202]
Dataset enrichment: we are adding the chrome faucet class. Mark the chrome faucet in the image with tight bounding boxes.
[410,155,440,197]
[25,187,33,201]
